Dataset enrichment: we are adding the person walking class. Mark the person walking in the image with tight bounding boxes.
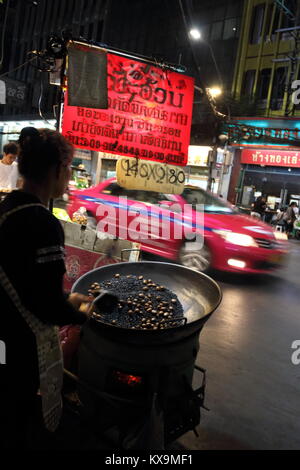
[0,142,20,190]
[0,127,93,449]
[251,196,267,220]
[283,202,298,236]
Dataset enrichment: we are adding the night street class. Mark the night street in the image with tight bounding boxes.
[2,0,300,454]
[178,241,300,450]
[52,242,300,452]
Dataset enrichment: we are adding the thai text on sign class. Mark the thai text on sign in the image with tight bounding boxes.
[241,148,300,167]
[62,44,194,166]
[116,157,185,194]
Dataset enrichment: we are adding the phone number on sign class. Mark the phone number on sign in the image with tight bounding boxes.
[65,135,184,163]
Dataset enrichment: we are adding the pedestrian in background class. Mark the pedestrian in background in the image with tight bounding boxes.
[251,196,267,220]
[283,202,298,236]
[0,142,20,190]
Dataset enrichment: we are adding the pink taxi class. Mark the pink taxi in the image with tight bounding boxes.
[67,178,289,274]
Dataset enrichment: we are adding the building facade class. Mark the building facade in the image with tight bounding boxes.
[232,0,300,117]
[227,0,300,208]
[0,0,244,193]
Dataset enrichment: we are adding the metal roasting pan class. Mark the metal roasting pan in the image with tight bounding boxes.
[72,262,222,343]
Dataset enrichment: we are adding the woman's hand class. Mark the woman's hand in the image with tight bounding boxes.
[68,293,92,310]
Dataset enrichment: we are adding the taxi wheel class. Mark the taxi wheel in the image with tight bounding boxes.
[179,241,211,272]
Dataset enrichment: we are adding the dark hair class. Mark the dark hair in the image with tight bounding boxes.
[3,142,19,155]
[18,127,73,182]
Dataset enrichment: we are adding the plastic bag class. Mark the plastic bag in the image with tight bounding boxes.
[72,207,88,225]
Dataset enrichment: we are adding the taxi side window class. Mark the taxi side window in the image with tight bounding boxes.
[102,184,164,204]
[102,183,138,199]
[182,188,206,205]
[134,191,165,205]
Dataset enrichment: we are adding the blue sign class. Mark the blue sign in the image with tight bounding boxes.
[224,118,300,147]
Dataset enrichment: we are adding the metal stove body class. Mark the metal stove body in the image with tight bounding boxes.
[72,262,222,449]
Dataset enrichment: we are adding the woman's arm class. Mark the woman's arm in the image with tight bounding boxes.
[25,256,88,326]
[22,211,89,326]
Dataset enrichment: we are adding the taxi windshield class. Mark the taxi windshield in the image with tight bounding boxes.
[181,187,236,214]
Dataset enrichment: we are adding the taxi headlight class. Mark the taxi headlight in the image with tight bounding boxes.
[213,230,258,247]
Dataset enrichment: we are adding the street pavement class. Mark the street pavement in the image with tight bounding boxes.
[178,240,300,450]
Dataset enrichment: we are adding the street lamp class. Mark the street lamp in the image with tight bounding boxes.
[207,87,222,98]
[189,29,202,40]
[189,28,224,89]
[189,28,229,193]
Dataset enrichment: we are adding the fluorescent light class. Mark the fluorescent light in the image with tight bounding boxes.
[227,259,246,269]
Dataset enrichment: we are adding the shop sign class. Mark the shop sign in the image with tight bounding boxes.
[62,44,194,167]
[226,123,300,145]
[116,157,185,194]
[241,148,300,167]
[223,118,300,146]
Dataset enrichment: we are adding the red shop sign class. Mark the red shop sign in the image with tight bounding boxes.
[241,148,300,167]
[62,47,194,166]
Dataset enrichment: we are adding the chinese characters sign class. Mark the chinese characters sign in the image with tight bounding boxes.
[241,148,300,167]
[62,45,194,166]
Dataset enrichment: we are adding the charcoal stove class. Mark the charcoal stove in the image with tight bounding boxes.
[70,261,222,450]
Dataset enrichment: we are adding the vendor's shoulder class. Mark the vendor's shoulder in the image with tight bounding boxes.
[33,204,63,230]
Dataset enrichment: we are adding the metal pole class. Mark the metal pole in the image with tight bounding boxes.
[207,147,217,192]
[177,0,219,116]
[49,52,66,212]
[237,167,246,205]
[217,142,229,196]
[217,161,225,196]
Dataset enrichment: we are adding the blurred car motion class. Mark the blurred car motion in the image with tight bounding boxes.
[67,178,289,274]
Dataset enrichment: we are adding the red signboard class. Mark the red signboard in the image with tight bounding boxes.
[241,148,300,167]
[62,46,194,166]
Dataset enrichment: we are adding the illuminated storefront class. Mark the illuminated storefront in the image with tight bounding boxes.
[226,117,300,208]
[185,146,211,189]
[0,119,56,149]
[185,145,233,196]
